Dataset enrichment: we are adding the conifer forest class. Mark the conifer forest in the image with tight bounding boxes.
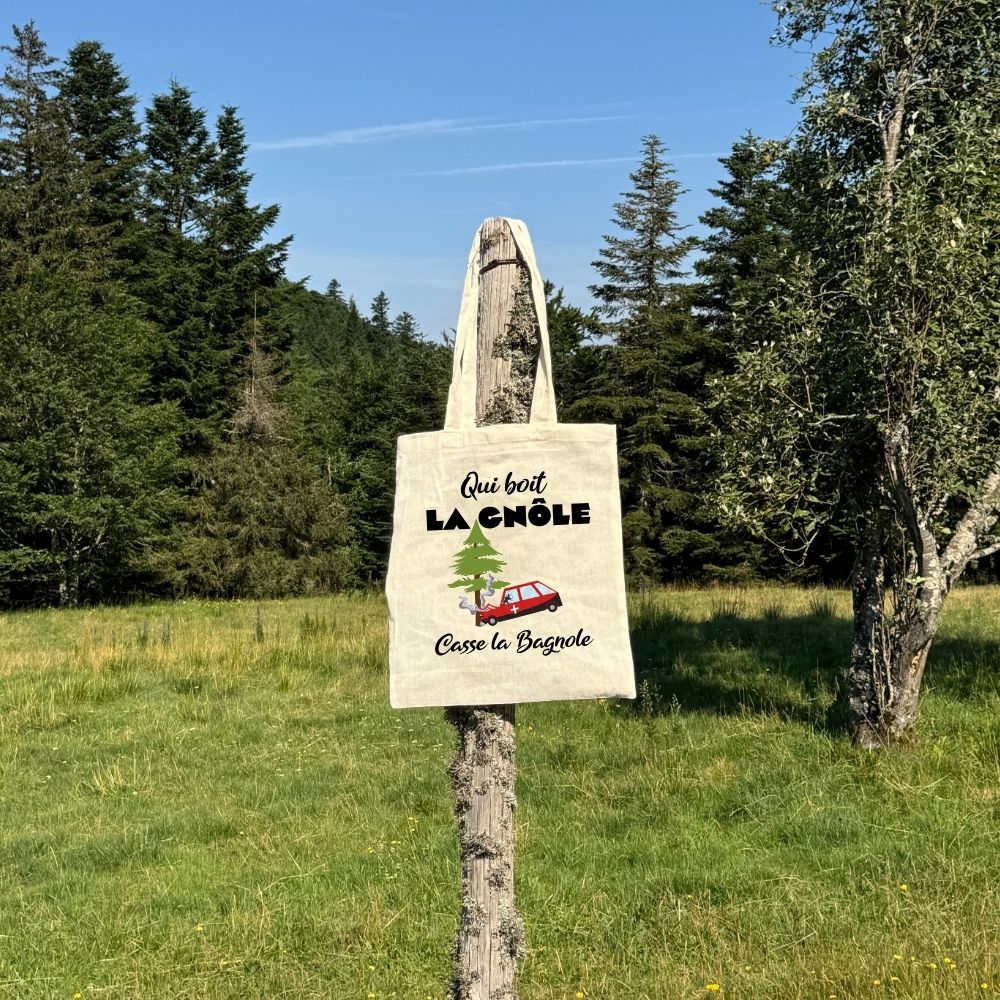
[1,11,997,631]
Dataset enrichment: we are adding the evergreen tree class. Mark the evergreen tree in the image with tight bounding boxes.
[544,281,602,415]
[0,22,63,252]
[391,310,418,339]
[692,134,800,579]
[584,135,723,582]
[166,331,355,597]
[449,523,509,623]
[58,40,141,234]
[202,106,291,360]
[369,290,391,340]
[696,133,792,350]
[138,80,218,454]
[140,93,289,458]
[143,80,212,236]
[0,23,178,606]
[279,281,451,583]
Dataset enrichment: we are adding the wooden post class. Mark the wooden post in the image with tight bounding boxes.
[445,219,537,1000]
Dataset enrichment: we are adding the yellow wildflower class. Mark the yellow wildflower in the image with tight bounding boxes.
[898,884,909,892]
[928,963,938,970]
[873,981,881,986]
[893,954,903,961]
[706,986,721,993]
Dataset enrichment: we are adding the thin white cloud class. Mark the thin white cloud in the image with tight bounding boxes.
[252,114,637,151]
[416,157,638,176]
[323,152,725,180]
[414,152,724,177]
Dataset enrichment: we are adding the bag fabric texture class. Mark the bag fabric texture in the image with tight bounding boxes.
[386,219,635,708]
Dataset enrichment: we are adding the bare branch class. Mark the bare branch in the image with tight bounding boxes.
[942,463,1000,581]
[972,540,1000,562]
[884,422,939,578]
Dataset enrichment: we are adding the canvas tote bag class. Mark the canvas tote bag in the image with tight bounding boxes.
[386,219,635,708]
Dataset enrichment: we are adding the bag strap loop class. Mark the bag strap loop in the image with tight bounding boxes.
[444,219,557,430]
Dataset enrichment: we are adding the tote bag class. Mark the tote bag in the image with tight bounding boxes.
[386,219,635,708]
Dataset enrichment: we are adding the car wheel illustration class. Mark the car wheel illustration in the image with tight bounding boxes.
[548,602,558,612]
[487,616,498,626]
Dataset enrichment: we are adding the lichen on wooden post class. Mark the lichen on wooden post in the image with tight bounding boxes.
[446,218,539,1000]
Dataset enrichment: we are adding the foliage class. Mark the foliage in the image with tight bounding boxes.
[448,522,509,594]
[716,0,1000,562]
[162,335,356,598]
[0,23,179,608]
[711,0,1000,742]
[582,136,750,583]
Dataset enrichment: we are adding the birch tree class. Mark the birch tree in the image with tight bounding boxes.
[714,0,1000,746]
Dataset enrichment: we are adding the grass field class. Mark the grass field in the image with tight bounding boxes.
[0,587,998,1000]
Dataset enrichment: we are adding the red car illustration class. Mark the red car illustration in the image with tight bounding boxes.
[481,581,562,626]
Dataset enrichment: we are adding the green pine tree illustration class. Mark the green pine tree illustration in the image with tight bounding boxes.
[448,522,509,623]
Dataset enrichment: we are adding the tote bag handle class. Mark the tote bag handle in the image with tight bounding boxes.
[443,218,557,431]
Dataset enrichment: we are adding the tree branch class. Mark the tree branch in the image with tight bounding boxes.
[884,422,939,579]
[942,463,1000,582]
[971,540,1000,562]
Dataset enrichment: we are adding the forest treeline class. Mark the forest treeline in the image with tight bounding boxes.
[0,15,996,614]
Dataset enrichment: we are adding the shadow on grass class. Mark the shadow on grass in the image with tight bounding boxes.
[624,595,1000,734]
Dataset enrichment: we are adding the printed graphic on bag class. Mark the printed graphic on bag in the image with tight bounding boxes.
[418,462,603,657]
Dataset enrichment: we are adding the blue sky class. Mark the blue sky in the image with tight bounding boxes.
[11,1,809,337]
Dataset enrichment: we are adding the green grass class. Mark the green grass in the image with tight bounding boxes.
[0,587,998,999]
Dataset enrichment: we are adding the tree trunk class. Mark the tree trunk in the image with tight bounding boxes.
[847,596,936,748]
[845,532,892,748]
[845,524,943,748]
[447,219,534,999]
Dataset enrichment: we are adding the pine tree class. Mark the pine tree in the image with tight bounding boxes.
[391,310,418,339]
[143,80,212,236]
[544,281,601,415]
[58,40,141,234]
[583,135,721,583]
[0,23,179,607]
[137,80,219,455]
[696,133,791,350]
[140,93,289,458]
[203,106,291,361]
[689,133,797,579]
[591,135,694,317]
[0,22,64,253]
[369,290,391,340]
[448,523,509,623]
[166,330,355,597]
